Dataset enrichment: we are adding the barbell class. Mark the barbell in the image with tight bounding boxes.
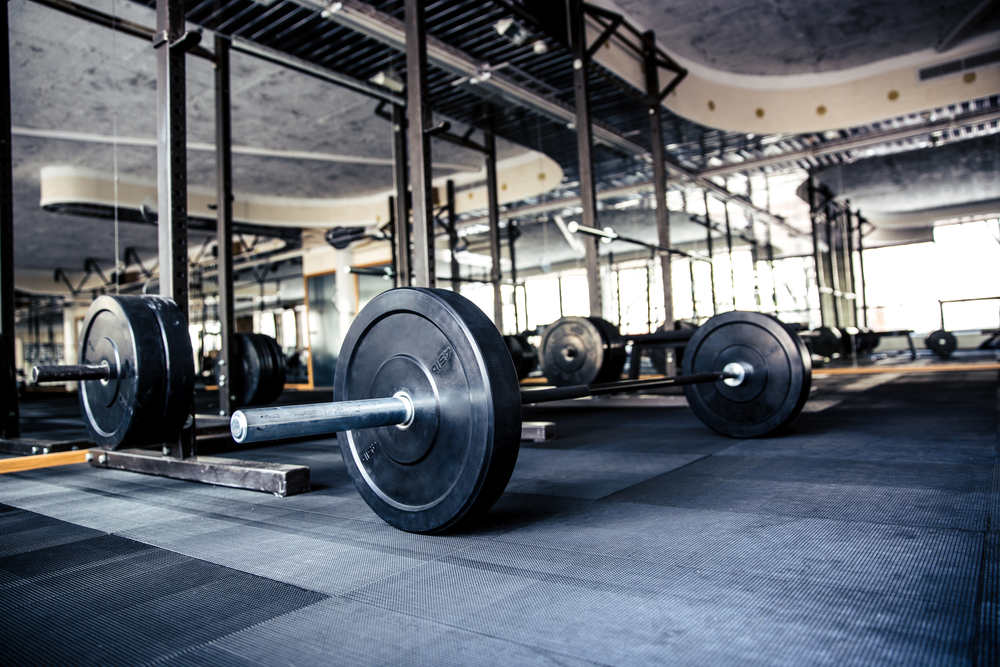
[231,288,812,533]
[32,295,194,449]
[30,294,286,448]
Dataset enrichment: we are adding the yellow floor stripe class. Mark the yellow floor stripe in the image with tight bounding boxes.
[814,363,1000,376]
[0,450,89,474]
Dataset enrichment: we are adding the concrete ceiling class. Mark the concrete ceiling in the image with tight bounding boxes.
[605,0,1000,76]
[8,0,999,297]
[9,0,523,279]
[814,132,1000,236]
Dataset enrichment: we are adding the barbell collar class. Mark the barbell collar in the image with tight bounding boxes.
[32,362,112,384]
[231,393,413,444]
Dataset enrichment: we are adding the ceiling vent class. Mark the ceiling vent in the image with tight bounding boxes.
[919,48,1000,81]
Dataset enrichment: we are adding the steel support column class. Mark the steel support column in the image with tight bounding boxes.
[485,130,503,330]
[703,192,717,315]
[0,5,18,438]
[723,198,735,308]
[507,219,519,331]
[391,104,410,287]
[568,0,601,317]
[825,202,842,328]
[214,34,236,417]
[643,31,673,367]
[404,0,434,288]
[446,180,460,293]
[808,177,827,327]
[842,206,858,327]
[155,0,194,457]
[857,213,869,328]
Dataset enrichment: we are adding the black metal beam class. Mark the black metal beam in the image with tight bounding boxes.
[28,0,215,61]
[485,130,503,330]
[215,34,235,418]
[404,0,434,288]
[155,0,194,458]
[808,176,828,328]
[643,30,673,366]
[0,3,19,438]
[446,180,460,293]
[856,212,869,328]
[391,104,411,287]
[703,191,717,316]
[568,0,601,317]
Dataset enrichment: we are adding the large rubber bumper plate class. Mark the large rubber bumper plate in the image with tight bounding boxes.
[78,295,193,449]
[683,311,811,438]
[334,288,522,533]
[540,316,625,386]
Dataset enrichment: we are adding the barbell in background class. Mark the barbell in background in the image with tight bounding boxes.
[232,287,810,534]
[30,294,286,449]
[30,295,196,449]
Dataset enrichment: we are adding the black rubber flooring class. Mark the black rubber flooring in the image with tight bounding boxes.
[1,371,997,666]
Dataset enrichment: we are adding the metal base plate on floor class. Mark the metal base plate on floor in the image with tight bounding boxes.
[521,422,556,442]
[88,448,310,497]
[0,437,91,456]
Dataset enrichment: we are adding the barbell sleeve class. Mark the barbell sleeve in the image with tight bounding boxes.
[32,362,112,384]
[231,395,413,444]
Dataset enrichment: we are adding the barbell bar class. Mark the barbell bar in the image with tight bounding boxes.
[32,362,112,383]
[231,370,738,445]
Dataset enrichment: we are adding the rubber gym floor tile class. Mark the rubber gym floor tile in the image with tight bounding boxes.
[504,449,703,499]
[1,485,199,533]
[715,435,995,465]
[498,502,982,606]
[172,596,607,667]
[611,474,988,531]
[120,516,460,597]
[343,540,976,666]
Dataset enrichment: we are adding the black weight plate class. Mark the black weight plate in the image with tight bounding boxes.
[78,295,168,449]
[145,296,194,439]
[517,335,537,379]
[250,334,274,405]
[649,321,698,375]
[588,317,627,383]
[504,334,538,381]
[924,329,957,358]
[253,333,285,405]
[238,333,264,406]
[268,334,288,392]
[504,335,527,380]
[335,288,522,534]
[810,326,843,358]
[683,311,812,438]
[540,316,624,386]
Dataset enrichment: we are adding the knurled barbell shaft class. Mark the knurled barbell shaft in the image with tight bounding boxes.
[231,396,412,444]
[521,371,733,404]
[32,363,111,384]
[232,372,736,444]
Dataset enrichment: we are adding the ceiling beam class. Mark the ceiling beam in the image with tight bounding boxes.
[303,0,791,230]
[697,105,1000,179]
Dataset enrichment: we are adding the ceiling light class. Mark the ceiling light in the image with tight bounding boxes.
[369,71,404,93]
[494,18,529,46]
[320,2,342,18]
